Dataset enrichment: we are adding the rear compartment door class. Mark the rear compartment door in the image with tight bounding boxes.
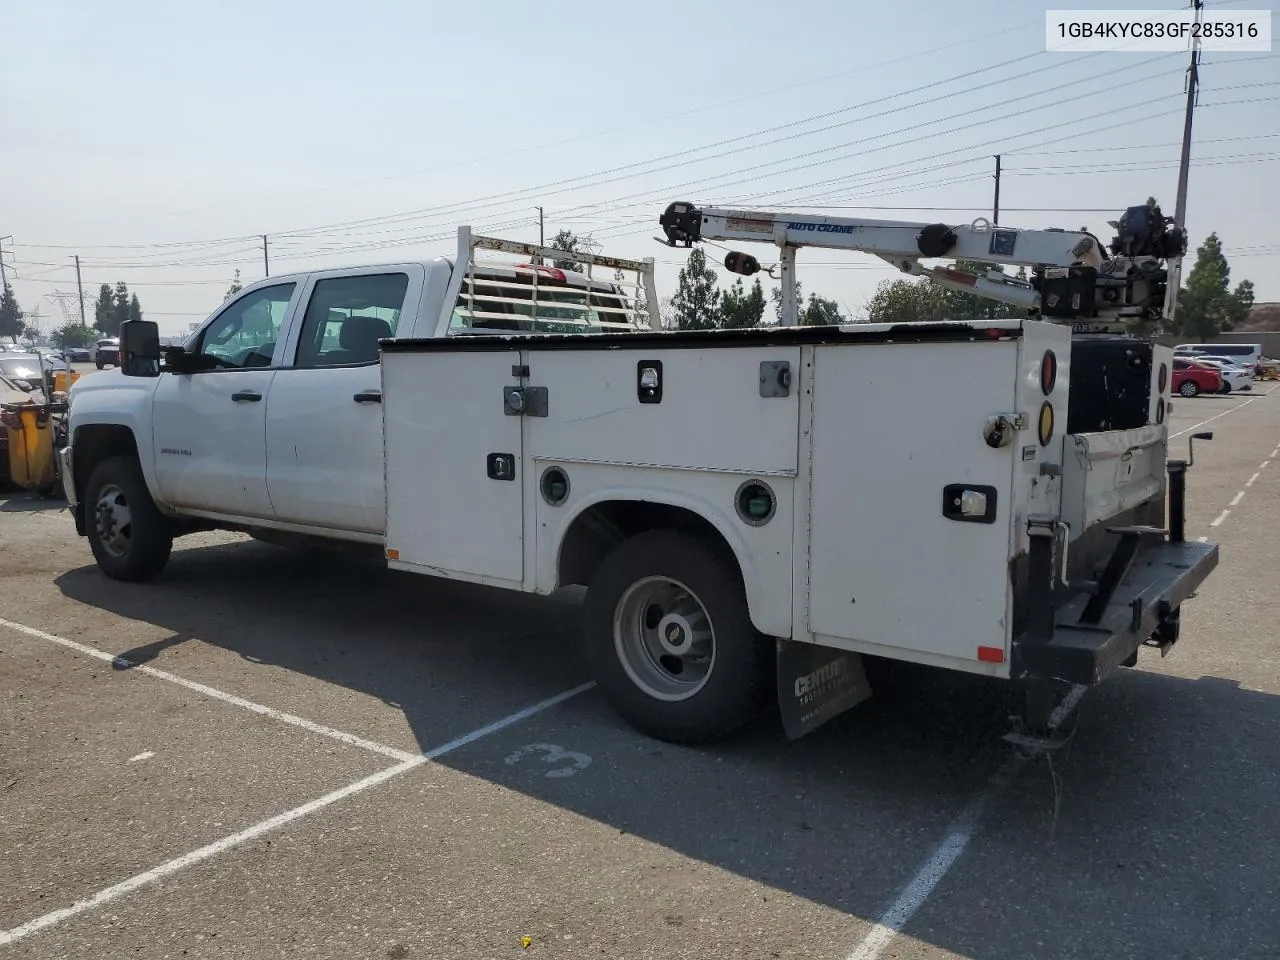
[806,338,1019,667]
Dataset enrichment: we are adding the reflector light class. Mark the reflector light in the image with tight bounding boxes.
[977,646,1005,663]
[1040,350,1057,395]
[1038,401,1055,447]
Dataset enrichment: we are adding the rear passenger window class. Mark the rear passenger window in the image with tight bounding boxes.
[294,273,409,369]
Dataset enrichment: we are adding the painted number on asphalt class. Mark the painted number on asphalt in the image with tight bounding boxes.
[504,743,592,778]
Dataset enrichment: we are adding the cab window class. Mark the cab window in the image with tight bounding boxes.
[294,273,409,368]
[194,283,296,369]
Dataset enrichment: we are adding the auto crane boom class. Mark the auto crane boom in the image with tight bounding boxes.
[657,201,1187,333]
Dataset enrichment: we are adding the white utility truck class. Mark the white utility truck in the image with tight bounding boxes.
[62,202,1218,746]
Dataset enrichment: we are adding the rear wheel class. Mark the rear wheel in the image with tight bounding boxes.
[1219,381,1232,394]
[85,455,173,581]
[1178,380,1199,398]
[95,360,104,370]
[583,530,773,744]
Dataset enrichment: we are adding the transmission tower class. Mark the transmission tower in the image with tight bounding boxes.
[45,289,90,329]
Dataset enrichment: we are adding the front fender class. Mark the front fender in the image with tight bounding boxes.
[66,372,166,510]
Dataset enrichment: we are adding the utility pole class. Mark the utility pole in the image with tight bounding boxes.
[1173,0,1202,231]
[992,155,1001,226]
[74,255,87,326]
[262,235,270,277]
[1165,0,1203,326]
[0,235,11,290]
[535,207,545,264]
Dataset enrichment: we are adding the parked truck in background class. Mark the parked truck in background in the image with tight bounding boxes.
[60,205,1219,747]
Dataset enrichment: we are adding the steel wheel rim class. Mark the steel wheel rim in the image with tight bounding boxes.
[93,483,132,558]
[613,575,716,702]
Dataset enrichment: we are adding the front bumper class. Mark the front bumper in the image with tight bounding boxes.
[1010,538,1218,684]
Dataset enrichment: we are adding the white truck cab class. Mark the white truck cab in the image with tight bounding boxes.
[61,231,658,560]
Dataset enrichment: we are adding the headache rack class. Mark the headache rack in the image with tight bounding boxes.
[451,228,660,333]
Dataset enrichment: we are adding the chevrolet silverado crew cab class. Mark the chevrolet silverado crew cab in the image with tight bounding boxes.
[60,209,1219,747]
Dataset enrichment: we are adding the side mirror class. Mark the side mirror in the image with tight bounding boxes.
[119,319,161,378]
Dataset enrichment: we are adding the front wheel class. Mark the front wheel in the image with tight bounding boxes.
[1219,381,1232,395]
[583,530,773,744]
[85,455,173,581]
[95,360,104,370]
[1179,380,1199,398]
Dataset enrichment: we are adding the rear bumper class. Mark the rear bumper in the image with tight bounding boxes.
[1011,538,1218,685]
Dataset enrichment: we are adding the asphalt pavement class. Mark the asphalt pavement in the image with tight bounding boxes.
[1,382,1277,959]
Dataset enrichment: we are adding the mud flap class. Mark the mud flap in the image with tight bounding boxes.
[776,640,873,740]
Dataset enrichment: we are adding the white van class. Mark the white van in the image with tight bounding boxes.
[1175,342,1262,373]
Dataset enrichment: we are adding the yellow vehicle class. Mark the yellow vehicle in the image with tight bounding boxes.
[2,392,66,496]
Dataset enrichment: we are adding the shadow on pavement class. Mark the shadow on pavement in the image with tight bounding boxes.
[53,539,1280,958]
[0,490,66,513]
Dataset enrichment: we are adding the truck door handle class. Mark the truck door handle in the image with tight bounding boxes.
[353,390,382,403]
[231,390,262,402]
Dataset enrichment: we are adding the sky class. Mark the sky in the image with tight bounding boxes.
[2,0,1278,337]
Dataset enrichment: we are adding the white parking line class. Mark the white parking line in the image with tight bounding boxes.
[846,761,1019,960]
[0,617,419,763]
[0,680,594,947]
[1229,491,1245,507]
[127,751,155,763]
[1210,509,1230,528]
[1169,395,1261,439]
[1247,472,1261,487]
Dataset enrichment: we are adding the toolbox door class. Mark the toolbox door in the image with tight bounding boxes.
[382,348,525,587]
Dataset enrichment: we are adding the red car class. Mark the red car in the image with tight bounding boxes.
[1172,357,1222,397]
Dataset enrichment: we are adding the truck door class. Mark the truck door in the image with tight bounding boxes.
[152,281,299,518]
[264,268,419,535]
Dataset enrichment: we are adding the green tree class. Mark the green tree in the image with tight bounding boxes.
[93,284,115,333]
[1175,233,1254,338]
[1224,278,1255,330]
[128,293,142,323]
[800,293,845,326]
[865,259,1027,324]
[548,229,584,273]
[865,278,951,325]
[111,281,131,333]
[53,323,97,349]
[0,282,26,342]
[224,269,243,301]
[669,247,721,330]
[719,277,766,329]
[771,280,802,324]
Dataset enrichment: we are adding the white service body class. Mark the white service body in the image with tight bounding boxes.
[380,318,1173,679]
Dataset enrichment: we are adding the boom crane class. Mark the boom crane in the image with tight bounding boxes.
[657,201,1187,333]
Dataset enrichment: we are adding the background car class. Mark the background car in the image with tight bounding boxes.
[0,354,46,395]
[1171,357,1222,397]
[1188,355,1254,394]
[91,337,120,369]
[1174,342,1263,373]
[65,346,91,363]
